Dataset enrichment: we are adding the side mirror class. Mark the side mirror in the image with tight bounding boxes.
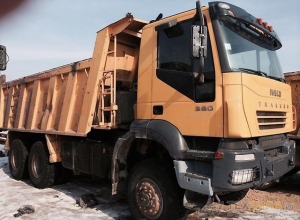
[0,45,7,70]
[192,25,207,58]
[192,1,207,78]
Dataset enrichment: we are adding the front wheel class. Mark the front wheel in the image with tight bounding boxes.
[128,159,186,220]
[28,141,55,189]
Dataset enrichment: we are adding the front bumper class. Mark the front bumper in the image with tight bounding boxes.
[174,137,295,195]
[212,139,295,192]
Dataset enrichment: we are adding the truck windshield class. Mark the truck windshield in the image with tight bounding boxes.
[218,16,284,81]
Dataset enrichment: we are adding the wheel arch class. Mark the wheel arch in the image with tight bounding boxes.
[6,132,61,163]
[7,131,45,153]
[131,120,188,159]
[111,119,188,194]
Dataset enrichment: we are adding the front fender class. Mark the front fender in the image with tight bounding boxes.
[130,119,188,159]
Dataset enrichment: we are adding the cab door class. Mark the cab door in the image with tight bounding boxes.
[151,11,223,137]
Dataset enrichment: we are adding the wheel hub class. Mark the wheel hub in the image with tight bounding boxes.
[135,178,163,219]
[11,148,19,170]
[31,153,42,178]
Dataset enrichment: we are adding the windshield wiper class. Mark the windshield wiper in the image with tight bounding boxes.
[237,68,268,77]
[267,75,286,83]
[237,68,285,82]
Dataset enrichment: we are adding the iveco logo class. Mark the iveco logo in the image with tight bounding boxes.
[270,89,281,97]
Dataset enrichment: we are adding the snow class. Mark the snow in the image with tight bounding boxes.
[0,157,131,220]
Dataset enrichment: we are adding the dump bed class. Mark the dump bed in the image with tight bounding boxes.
[0,14,147,136]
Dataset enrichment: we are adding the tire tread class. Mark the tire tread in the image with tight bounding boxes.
[28,141,55,189]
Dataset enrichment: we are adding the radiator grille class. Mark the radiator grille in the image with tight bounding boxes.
[256,111,286,130]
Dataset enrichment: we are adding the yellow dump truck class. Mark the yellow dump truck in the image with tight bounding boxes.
[0,1,296,219]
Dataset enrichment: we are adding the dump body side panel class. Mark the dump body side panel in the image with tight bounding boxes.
[0,60,92,136]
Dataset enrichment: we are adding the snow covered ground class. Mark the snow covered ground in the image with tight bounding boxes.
[0,156,131,220]
[1,144,300,219]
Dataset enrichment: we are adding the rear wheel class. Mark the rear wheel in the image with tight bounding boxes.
[128,159,186,220]
[8,139,29,180]
[28,141,55,189]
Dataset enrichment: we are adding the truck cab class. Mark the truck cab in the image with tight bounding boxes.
[130,0,295,209]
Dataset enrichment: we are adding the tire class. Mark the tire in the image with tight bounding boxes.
[128,159,186,220]
[8,139,29,180]
[28,141,55,189]
[217,189,249,205]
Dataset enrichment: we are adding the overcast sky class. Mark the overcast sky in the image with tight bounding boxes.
[0,0,299,81]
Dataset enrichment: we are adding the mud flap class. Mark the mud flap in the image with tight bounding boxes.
[183,190,213,210]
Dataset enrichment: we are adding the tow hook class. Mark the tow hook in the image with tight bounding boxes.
[289,158,294,167]
[266,168,274,176]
